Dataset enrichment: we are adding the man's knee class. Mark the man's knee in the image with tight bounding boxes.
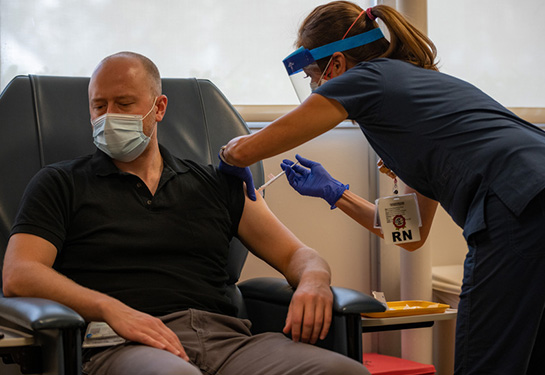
[108,356,202,375]
[318,354,370,375]
[301,349,369,375]
[84,345,203,375]
[152,363,202,375]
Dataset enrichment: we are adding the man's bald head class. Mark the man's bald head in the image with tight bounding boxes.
[91,51,161,97]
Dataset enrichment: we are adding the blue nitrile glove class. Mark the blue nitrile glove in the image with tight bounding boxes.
[218,154,257,201]
[280,154,348,209]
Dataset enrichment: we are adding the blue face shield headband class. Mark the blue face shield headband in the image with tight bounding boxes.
[282,27,384,102]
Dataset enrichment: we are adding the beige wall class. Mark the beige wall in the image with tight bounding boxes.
[239,125,374,293]
[429,207,466,267]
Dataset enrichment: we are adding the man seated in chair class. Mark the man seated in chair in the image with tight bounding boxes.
[2,52,369,375]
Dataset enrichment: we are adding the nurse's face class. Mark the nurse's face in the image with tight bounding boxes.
[303,63,325,86]
[306,52,349,85]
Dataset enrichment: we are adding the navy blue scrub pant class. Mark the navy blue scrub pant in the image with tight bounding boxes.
[455,192,545,374]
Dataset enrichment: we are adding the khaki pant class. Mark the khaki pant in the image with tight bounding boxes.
[83,309,369,375]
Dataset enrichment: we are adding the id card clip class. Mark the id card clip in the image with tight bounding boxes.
[374,193,422,245]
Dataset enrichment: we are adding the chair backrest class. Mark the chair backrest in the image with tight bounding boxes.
[0,75,264,315]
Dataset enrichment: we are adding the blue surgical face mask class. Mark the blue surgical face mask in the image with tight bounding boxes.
[91,99,157,162]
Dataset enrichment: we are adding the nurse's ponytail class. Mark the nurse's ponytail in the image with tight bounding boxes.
[371,5,438,71]
[296,1,438,71]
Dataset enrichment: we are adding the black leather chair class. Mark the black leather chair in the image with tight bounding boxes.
[0,75,385,375]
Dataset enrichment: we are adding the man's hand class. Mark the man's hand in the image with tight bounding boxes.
[283,279,333,344]
[103,301,189,361]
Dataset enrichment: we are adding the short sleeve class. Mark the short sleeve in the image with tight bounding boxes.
[314,61,385,123]
[214,168,245,236]
[10,166,72,251]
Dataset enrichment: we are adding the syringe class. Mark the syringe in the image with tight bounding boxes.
[257,160,300,192]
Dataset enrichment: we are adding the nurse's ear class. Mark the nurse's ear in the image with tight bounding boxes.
[326,52,350,79]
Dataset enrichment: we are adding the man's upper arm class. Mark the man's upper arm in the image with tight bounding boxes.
[5,233,57,265]
[3,233,58,295]
[236,193,305,274]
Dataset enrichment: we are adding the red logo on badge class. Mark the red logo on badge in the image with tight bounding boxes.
[393,214,406,230]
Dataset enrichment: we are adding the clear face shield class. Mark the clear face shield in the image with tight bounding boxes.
[282,48,322,102]
[282,27,385,102]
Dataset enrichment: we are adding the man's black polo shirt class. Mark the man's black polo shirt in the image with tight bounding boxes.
[11,146,245,317]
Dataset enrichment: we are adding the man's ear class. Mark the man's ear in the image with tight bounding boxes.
[327,52,348,79]
[155,94,168,122]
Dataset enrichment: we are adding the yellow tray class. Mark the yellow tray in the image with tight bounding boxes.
[362,300,450,318]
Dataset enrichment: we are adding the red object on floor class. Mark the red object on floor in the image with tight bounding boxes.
[362,353,436,375]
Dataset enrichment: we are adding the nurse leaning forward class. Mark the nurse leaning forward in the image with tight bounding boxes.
[219,2,545,374]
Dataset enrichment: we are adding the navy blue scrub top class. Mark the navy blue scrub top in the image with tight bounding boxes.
[315,58,545,239]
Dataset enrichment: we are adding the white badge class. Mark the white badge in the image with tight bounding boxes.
[374,193,422,245]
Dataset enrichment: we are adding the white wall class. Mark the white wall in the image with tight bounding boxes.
[0,0,371,104]
[5,0,541,107]
[429,208,466,267]
[428,0,545,108]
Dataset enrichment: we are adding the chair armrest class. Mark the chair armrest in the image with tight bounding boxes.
[331,286,386,314]
[238,277,385,314]
[239,277,385,361]
[0,296,85,331]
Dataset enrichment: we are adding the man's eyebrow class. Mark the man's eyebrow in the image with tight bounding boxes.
[114,95,138,101]
[90,95,138,103]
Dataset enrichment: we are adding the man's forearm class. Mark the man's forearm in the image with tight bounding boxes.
[281,246,334,344]
[3,259,116,322]
[4,257,190,360]
[283,247,331,289]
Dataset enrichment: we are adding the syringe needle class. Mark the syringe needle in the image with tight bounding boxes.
[257,160,299,192]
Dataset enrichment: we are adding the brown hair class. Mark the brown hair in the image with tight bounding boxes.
[296,1,438,71]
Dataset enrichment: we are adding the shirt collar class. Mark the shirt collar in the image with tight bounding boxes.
[92,144,190,176]
[159,145,190,174]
